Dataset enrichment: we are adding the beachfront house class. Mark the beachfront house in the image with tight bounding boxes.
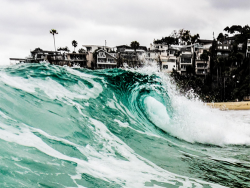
[82,45,116,68]
[179,46,193,74]
[161,46,178,73]
[194,40,213,76]
[96,49,117,69]
[117,45,147,67]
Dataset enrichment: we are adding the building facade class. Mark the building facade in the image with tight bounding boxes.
[96,49,117,69]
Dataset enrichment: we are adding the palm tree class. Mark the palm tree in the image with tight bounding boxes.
[130,41,140,67]
[72,40,78,53]
[50,29,58,51]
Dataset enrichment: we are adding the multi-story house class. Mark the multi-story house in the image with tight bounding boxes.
[82,45,116,68]
[216,37,232,58]
[161,46,179,73]
[116,45,131,53]
[147,43,179,72]
[96,49,117,69]
[179,46,193,74]
[117,45,147,67]
[10,48,88,67]
[146,43,160,62]
[195,40,213,76]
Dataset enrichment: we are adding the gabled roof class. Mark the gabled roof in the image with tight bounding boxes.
[96,49,117,59]
[116,45,131,48]
[82,45,112,49]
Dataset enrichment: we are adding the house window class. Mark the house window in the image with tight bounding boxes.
[181,58,191,63]
[218,46,222,49]
[224,46,228,49]
[107,58,114,63]
[163,65,168,69]
[98,58,105,63]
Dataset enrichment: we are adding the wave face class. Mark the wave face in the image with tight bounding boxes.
[0,63,250,188]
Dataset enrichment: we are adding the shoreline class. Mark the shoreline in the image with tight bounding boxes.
[206,101,250,110]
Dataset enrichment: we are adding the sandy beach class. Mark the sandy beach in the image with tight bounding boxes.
[206,101,250,110]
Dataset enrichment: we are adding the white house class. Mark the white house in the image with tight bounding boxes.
[96,49,117,69]
[82,45,116,68]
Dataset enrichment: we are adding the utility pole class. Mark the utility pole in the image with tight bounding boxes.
[224,77,226,101]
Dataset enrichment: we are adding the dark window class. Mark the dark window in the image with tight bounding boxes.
[181,58,191,63]
[163,65,168,69]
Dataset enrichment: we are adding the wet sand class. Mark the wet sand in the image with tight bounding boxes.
[206,101,250,110]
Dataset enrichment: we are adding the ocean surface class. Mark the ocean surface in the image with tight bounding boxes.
[0,63,249,188]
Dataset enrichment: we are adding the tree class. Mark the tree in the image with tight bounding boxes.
[130,41,140,67]
[217,33,225,43]
[179,30,191,44]
[57,46,70,52]
[186,65,195,75]
[50,29,58,51]
[224,25,243,34]
[72,40,78,53]
[191,34,200,44]
[178,29,200,45]
[170,30,180,44]
[78,48,86,53]
[130,41,140,51]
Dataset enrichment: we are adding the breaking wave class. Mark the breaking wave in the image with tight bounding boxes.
[0,62,249,187]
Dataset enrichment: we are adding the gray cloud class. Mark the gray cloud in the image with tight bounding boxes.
[1,0,250,65]
[208,0,250,10]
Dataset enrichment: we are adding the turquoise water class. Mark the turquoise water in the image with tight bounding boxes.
[0,63,250,188]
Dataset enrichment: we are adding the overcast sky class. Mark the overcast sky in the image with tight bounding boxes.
[1,0,250,65]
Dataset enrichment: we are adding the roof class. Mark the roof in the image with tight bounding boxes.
[138,46,148,51]
[31,50,61,54]
[116,45,131,48]
[9,58,26,61]
[82,45,112,49]
[96,49,117,59]
[168,47,178,51]
[198,39,213,44]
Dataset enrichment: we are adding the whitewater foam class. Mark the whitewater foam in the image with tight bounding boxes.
[0,63,249,187]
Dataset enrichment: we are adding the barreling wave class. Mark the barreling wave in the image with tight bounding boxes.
[0,62,249,187]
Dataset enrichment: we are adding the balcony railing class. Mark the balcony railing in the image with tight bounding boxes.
[97,61,116,64]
